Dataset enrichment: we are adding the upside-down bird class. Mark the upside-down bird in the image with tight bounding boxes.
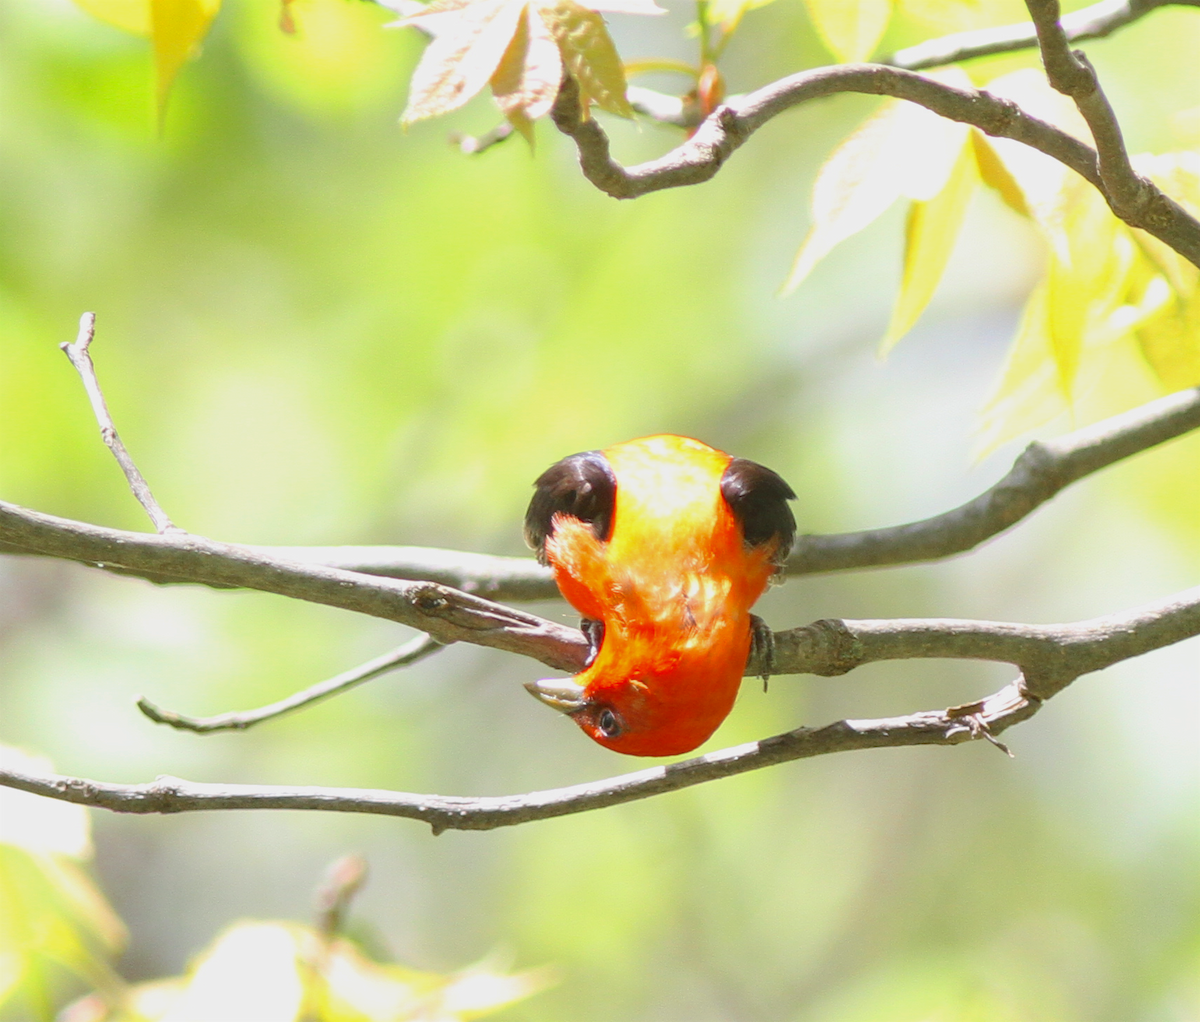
[523,434,796,756]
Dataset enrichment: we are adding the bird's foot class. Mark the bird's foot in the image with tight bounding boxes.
[749,614,775,692]
[581,618,605,667]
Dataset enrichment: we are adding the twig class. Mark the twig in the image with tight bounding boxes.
[549,64,1200,269]
[60,313,180,535]
[0,676,1072,833]
[7,581,1195,831]
[1024,0,1153,221]
[136,633,443,733]
[450,122,515,154]
[888,0,1197,71]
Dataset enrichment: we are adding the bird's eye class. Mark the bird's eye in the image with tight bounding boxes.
[597,708,622,738]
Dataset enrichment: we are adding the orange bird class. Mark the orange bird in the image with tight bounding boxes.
[523,435,796,757]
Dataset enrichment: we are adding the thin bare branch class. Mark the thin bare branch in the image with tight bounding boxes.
[60,313,180,535]
[550,62,1200,269]
[888,0,1198,71]
[136,633,444,733]
[450,122,515,154]
[5,583,1195,830]
[0,678,1041,832]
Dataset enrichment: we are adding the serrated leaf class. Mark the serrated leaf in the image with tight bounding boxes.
[535,0,633,117]
[784,69,973,293]
[149,0,221,121]
[491,4,562,141]
[803,0,892,63]
[401,0,528,124]
[881,136,979,352]
[72,0,152,35]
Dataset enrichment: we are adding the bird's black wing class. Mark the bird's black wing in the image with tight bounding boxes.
[524,450,617,565]
[720,457,797,566]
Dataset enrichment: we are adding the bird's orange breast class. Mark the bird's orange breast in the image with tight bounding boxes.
[544,435,776,755]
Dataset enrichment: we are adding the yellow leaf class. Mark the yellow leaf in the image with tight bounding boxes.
[803,0,892,63]
[881,136,979,352]
[150,0,221,121]
[1137,283,1200,391]
[490,3,563,141]
[401,0,528,124]
[976,281,1062,454]
[971,129,1028,217]
[897,0,985,33]
[535,0,633,117]
[784,68,973,292]
[707,0,779,31]
[72,0,151,35]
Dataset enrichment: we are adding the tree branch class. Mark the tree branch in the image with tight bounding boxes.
[0,679,1042,833]
[136,633,444,733]
[789,384,1200,573]
[550,62,1200,269]
[16,383,1185,598]
[888,0,1199,71]
[0,500,589,673]
[1023,0,1156,224]
[60,312,180,535]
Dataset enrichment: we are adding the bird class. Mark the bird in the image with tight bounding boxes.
[523,434,796,757]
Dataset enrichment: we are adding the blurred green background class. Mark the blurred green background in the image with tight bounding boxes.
[1,0,1198,1018]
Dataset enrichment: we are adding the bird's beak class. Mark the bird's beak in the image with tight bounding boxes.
[524,678,587,713]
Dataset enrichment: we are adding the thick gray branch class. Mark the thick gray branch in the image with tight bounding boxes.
[16,383,1185,598]
[888,0,1199,71]
[790,385,1200,573]
[0,500,588,672]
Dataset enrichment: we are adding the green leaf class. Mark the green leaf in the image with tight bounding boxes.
[803,0,892,63]
[71,0,151,35]
[881,135,979,353]
[149,0,222,120]
[535,0,633,118]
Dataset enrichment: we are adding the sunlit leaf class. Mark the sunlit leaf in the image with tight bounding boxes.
[536,0,634,117]
[881,136,979,352]
[0,747,126,1021]
[71,0,151,35]
[490,4,562,142]
[971,128,1028,217]
[784,67,973,292]
[803,0,892,63]
[150,0,222,120]
[707,0,780,31]
[65,919,550,1022]
[401,0,527,124]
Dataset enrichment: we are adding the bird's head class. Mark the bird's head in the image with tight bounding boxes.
[525,662,737,757]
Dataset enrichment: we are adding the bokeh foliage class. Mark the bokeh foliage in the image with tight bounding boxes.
[1,0,1198,1019]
